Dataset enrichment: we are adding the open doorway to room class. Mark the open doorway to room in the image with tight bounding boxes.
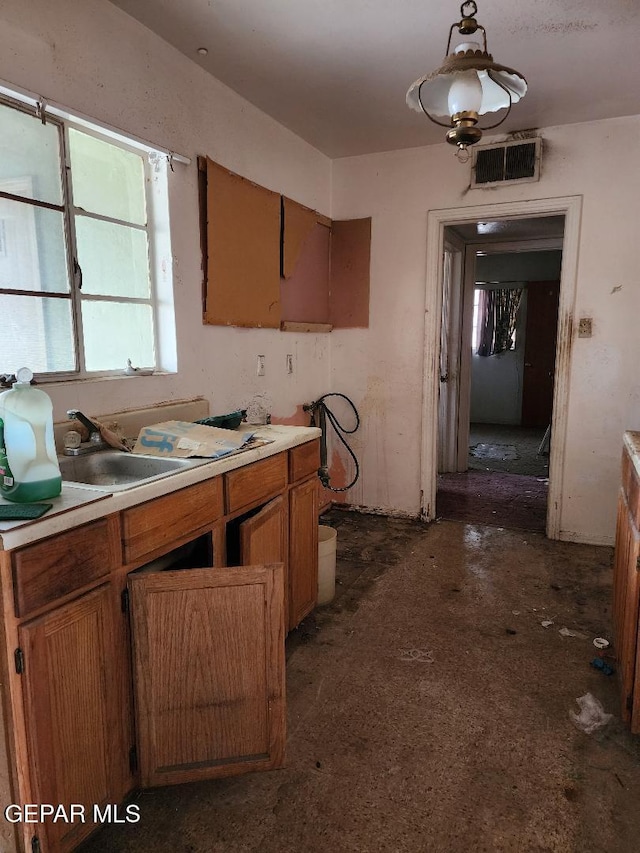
[435,216,565,532]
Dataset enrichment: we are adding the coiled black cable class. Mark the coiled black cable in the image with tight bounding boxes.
[303,393,360,492]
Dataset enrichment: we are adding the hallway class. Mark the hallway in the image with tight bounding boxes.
[82,511,640,853]
[437,424,549,532]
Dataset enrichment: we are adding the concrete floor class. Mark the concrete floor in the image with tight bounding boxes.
[468,423,549,477]
[81,510,640,853]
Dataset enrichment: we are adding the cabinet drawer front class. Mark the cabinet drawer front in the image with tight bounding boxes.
[225,453,287,514]
[13,519,114,617]
[289,439,320,484]
[122,477,223,564]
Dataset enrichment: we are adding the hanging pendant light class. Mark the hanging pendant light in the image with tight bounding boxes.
[406,1,527,162]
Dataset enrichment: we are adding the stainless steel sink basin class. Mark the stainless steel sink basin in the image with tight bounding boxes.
[59,450,211,491]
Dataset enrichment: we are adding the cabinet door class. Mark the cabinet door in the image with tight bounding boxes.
[128,563,286,787]
[19,585,128,853]
[240,495,286,565]
[289,477,318,631]
[613,491,640,730]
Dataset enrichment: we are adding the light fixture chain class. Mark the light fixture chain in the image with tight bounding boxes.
[461,1,477,18]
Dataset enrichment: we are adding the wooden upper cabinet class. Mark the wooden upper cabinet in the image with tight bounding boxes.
[280,197,331,328]
[128,563,286,788]
[19,585,129,852]
[203,158,281,328]
[199,157,370,330]
[329,217,371,329]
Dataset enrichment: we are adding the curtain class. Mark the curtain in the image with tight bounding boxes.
[476,287,523,357]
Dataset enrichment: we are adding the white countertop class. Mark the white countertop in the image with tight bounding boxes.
[0,424,320,551]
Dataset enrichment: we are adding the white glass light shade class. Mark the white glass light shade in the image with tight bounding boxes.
[447,71,483,115]
[406,55,527,118]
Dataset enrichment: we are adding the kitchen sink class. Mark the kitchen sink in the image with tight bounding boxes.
[58,450,212,491]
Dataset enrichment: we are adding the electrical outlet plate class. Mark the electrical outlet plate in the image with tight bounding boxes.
[286,354,293,374]
[257,355,265,376]
[578,318,593,338]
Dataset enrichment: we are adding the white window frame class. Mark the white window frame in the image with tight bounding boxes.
[0,88,177,382]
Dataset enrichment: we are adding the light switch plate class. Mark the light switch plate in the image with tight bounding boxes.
[578,318,593,338]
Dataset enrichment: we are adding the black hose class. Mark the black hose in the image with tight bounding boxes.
[303,393,360,492]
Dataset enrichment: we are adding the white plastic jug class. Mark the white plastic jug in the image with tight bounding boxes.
[0,368,61,502]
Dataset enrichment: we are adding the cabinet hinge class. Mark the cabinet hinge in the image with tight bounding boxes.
[129,745,138,774]
[31,836,41,853]
[627,694,634,712]
[636,556,640,572]
[121,588,130,614]
[14,647,24,675]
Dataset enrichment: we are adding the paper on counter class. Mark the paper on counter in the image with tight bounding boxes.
[133,420,257,459]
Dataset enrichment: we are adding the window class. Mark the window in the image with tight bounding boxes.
[0,94,173,378]
[472,286,520,355]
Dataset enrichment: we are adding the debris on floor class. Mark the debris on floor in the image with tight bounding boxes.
[569,692,614,733]
[399,648,434,663]
[591,657,616,676]
[559,626,588,639]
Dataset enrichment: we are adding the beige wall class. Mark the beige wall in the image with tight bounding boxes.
[330,118,640,544]
[1,0,638,544]
[0,0,332,423]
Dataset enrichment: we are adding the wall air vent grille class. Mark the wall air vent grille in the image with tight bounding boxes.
[472,138,541,188]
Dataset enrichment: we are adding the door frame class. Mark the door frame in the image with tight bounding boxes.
[420,195,582,539]
[437,231,465,472]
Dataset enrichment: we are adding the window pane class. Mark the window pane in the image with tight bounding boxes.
[0,102,63,206]
[82,301,155,371]
[76,217,150,298]
[69,129,146,225]
[0,294,75,373]
[0,199,69,293]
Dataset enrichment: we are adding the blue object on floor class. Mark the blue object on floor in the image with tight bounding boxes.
[590,657,615,676]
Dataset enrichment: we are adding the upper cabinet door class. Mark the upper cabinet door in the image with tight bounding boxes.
[128,563,286,787]
[203,158,281,328]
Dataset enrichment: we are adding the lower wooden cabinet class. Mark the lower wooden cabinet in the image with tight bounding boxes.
[3,439,319,852]
[288,477,319,631]
[239,495,286,567]
[18,584,132,853]
[128,563,286,787]
[613,447,640,731]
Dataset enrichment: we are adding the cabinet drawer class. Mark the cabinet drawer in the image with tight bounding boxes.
[225,453,287,514]
[289,439,320,484]
[122,477,223,564]
[12,519,114,617]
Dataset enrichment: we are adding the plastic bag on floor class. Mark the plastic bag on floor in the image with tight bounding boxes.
[569,692,613,734]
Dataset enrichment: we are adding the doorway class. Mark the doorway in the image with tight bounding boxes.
[437,235,563,531]
[420,196,582,539]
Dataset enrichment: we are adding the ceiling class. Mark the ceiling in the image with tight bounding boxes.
[109,0,640,159]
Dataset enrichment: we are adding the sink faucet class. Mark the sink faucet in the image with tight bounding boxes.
[65,410,106,455]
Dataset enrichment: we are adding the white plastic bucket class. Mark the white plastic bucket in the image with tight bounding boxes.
[318,525,337,605]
